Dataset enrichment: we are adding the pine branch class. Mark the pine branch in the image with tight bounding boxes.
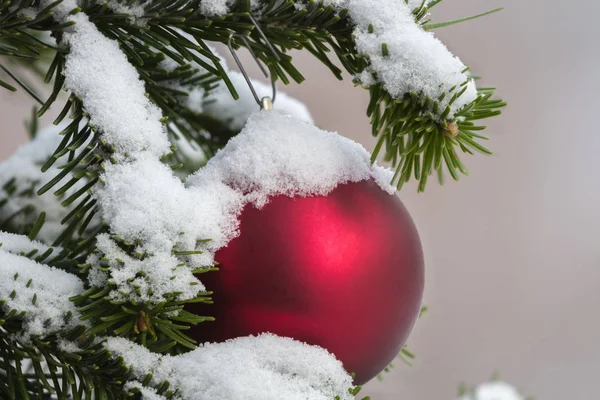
[70,276,214,354]
[0,326,132,399]
[0,242,189,399]
[0,2,504,397]
[0,0,506,374]
[1,0,505,194]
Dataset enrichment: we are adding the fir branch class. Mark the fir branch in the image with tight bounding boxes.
[78,0,505,191]
[0,326,132,400]
[2,0,504,194]
[70,277,214,354]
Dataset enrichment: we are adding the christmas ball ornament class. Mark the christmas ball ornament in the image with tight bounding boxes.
[188,179,424,384]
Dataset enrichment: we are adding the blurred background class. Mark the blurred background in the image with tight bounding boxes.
[1,1,599,399]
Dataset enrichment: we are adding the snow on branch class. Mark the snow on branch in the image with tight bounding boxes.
[0,242,85,339]
[336,0,477,118]
[54,12,209,302]
[62,15,169,158]
[106,333,354,400]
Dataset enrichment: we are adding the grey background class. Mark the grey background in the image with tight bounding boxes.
[1,1,599,399]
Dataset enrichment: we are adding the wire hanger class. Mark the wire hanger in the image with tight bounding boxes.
[227,15,281,111]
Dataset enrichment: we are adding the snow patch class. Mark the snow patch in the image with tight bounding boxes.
[200,0,262,16]
[343,0,477,118]
[106,333,354,400]
[63,14,169,158]
[0,231,56,255]
[459,381,525,400]
[0,249,85,339]
[188,110,394,208]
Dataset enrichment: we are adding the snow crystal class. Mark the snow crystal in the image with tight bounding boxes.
[200,0,262,16]
[106,0,149,25]
[405,0,429,10]
[63,14,169,158]
[159,59,207,115]
[460,381,525,400]
[57,339,82,353]
[199,0,231,16]
[0,123,89,244]
[89,233,207,303]
[188,110,395,207]
[0,249,84,339]
[106,333,354,400]
[171,129,207,171]
[0,231,56,256]
[39,0,78,20]
[203,71,313,130]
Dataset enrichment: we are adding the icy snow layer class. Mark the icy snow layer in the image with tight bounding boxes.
[201,0,477,118]
[0,248,85,339]
[106,333,354,400]
[459,381,525,400]
[0,123,90,244]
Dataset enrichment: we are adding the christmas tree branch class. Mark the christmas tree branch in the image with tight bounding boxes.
[0,238,202,399]
[0,0,506,377]
[0,1,506,396]
[0,326,133,399]
[1,0,504,193]
[0,244,127,399]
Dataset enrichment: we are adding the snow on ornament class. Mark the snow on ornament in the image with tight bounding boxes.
[185,110,425,384]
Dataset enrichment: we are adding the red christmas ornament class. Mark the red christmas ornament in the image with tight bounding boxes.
[188,179,424,384]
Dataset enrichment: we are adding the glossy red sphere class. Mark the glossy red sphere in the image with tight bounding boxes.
[188,179,424,384]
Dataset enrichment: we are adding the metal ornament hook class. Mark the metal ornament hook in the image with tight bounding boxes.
[227,16,281,111]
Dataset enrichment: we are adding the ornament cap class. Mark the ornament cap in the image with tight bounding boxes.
[261,97,273,111]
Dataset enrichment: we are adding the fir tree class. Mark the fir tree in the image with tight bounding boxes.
[0,1,507,399]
